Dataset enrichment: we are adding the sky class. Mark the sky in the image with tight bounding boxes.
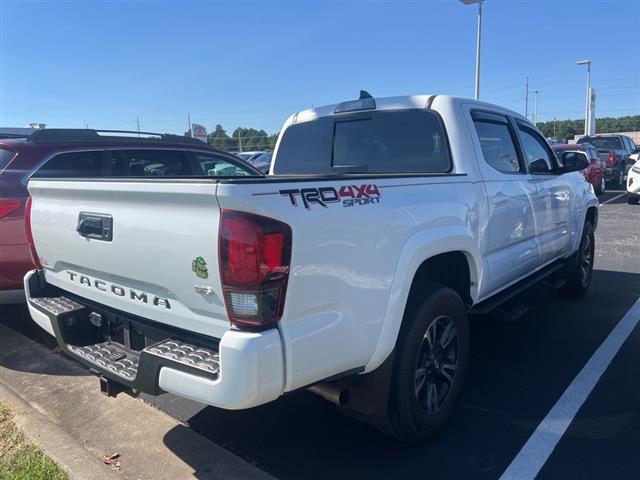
[1,0,639,136]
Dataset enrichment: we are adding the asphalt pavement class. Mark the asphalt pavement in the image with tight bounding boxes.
[2,188,639,480]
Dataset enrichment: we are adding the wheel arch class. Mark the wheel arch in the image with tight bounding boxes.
[364,227,481,373]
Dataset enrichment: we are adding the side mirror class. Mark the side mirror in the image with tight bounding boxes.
[561,151,589,173]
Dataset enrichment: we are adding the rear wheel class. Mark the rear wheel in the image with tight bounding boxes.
[559,222,594,297]
[595,176,605,195]
[384,285,469,443]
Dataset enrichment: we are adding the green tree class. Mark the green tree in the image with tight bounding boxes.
[208,124,230,150]
[536,115,640,142]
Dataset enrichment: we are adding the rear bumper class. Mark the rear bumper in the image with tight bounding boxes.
[24,270,284,409]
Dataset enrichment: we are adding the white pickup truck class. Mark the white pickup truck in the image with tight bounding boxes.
[24,94,598,442]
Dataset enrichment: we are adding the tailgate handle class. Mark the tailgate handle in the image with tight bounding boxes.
[77,212,113,241]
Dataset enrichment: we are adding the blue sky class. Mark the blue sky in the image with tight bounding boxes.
[1,0,639,135]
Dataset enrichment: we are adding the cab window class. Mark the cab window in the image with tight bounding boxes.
[192,152,258,177]
[517,126,556,174]
[472,112,522,174]
[33,151,105,178]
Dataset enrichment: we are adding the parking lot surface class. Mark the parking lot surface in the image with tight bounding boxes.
[2,189,639,480]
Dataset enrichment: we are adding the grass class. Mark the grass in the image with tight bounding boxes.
[0,404,68,480]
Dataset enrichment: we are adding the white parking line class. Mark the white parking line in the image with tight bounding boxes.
[599,192,626,206]
[499,297,640,480]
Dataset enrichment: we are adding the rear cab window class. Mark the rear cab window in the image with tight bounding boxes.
[274,110,451,174]
[580,136,622,151]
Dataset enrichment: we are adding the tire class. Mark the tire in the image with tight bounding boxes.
[595,176,605,195]
[629,195,640,205]
[383,285,470,443]
[559,222,595,297]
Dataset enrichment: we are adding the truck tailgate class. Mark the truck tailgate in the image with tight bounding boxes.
[27,179,229,339]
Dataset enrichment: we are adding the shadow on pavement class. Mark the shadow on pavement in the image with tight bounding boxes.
[172,269,640,480]
[0,302,87,378]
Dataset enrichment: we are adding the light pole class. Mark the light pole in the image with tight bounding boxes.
[533,90,539,125]
[459,0,483,100]
[576,60,591,136]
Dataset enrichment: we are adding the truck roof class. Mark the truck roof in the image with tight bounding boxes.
[287,94,529,126]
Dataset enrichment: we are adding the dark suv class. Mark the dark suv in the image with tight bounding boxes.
[577,134,638,189]
[0,129,261,303]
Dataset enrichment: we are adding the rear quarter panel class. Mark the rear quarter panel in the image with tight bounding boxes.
[217,175,482,391]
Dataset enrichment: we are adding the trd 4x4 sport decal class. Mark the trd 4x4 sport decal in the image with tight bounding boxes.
[280,184,381,210]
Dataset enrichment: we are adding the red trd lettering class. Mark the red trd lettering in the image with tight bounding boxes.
[352,184,370,198]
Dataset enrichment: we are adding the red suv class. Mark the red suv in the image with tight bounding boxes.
[0,129,261,304]
[552,143,606,194]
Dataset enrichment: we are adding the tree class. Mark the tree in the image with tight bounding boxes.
[536,115,640,142]
[208,124,230,150]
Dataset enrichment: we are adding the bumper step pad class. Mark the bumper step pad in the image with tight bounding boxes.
[68,342,139,381]
[145,339,220,376]
[30,296,85,316]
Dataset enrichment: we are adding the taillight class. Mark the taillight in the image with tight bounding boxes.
[24,196,42,269]
[0,198,22,219]
[608,151,616,166]
[219,209,292,329]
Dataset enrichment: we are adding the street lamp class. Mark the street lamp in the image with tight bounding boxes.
[532,90,539,125]
[459,0,483,100]
[576,60,591,136]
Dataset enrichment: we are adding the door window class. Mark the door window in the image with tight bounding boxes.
[473,117,522,173]
[517,126,555,174]
[33,150,104,178]
[112,150,191,176]
[192,152,258,177]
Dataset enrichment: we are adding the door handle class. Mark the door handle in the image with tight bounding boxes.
[492,197,510,205]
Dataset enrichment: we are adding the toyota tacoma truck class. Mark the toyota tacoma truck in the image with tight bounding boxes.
[24,93,598,443]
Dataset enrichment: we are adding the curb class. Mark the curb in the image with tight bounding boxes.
[0,381,118,480]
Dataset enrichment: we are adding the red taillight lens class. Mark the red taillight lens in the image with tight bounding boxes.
[608,151,616,166]
[24,196,42,270]
[0,198,22,219]
[219,209,292,328]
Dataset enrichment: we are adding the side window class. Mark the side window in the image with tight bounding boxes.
[33,151,104,178]
[113,150,191,176]
[624,137,635,152]
[192,152,258,177]
[517,126,555,174]
[472,116,522,174]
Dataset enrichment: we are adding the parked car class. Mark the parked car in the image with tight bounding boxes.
[23,94,597,443]
[250,152,272,173]
[552,143,606,194]
[627,159,640,204]
[0,129,260,304]
[235,151,267,163]
[577,134,638,188]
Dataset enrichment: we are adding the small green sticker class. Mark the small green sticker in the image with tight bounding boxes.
[192,256,209,279]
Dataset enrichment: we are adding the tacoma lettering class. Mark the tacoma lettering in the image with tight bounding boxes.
[65,271,171,309]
